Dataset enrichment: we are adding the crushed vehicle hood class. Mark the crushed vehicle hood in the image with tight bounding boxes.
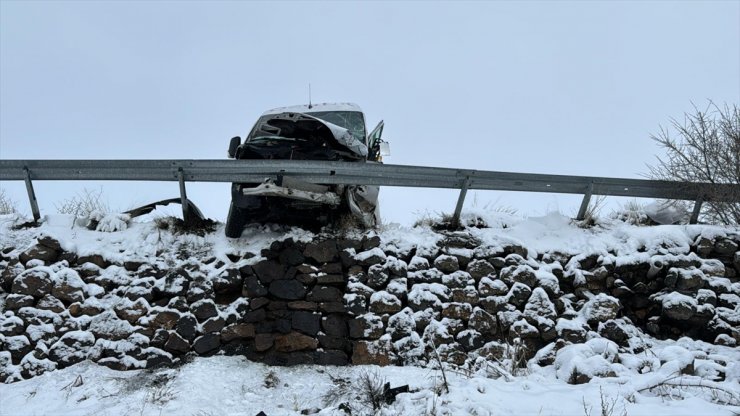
[239,112,367,161]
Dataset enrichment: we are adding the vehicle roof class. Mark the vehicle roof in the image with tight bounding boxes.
[261,102,363,116]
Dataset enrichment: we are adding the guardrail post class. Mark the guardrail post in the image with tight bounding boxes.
[23,167,41,221]
[689,196,704,224]
[576,182,594,221]
[177,168,190,223]
[452,177,471,228]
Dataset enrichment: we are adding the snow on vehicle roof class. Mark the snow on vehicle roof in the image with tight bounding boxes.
[262,102,363,115]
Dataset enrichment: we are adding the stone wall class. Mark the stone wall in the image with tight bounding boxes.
[1,229,739,383]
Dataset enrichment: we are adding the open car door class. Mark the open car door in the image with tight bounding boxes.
[367,120,384,162]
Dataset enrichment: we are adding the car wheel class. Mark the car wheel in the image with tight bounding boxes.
[224,201,248,238]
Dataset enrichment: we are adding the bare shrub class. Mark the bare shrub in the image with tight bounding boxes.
[582,386,628,416]
[636,374,740,407]
[500,337,529,377]
[55,187,109,218]
[0,189,18,215]
[611,199,651,225]
[263,370,279,389]
[427,342,450,395]
[413,211,453,229]
[148,382,176,406]
[322,369,388,413]
[413,211,481,231]
[479,338,530,381]
[647,102,739,225]
[576,195,607,228]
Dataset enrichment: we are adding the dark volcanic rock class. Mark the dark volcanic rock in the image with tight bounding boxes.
[304,240,338,263]
[5,294,35,310]
[269,280,307,300]
[191,299,219,322]
[176,314,198,341]
[434,255,459,273]
[254,333,274,352]
[468,308,497,336]
[366,264,389,289]
[253,260,286,284]
[202,317,226,334]
[292,311,321,336]
[4,335,32,363]
[77,254,109,269]
[212,268,243,294]
[349,314,384,339]
[321,314,348,338]
[307,286,343,302]
[242,275,269,298]
[0,317,25,337]
[19,245,59,266]
[51,270,86,303]
[279,247,306,266]
[244,309,267,323]
[36,294,65,313]
[316,274,345,285]
[164,332,190,354]
[193,333,221,355]
[466,259,496,280]
[274,332,318,352]
[49,331,95,367]
[362,235,382,251]
[220,323,256,342]
[369,292,402,314]
[151,311,181,330]
[11,269,53,298]
[287,301,318,311]
[1,263,24,292]
[151,329,169,349]
[351,340,392,365]
[715,238,738,256]
[153,269,190,298]
[316,350,349,366]
[37,236,62,251]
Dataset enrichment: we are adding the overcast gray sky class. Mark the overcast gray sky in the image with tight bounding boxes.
[1,1,739,225]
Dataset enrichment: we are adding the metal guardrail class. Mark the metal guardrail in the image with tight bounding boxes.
[1,159,737,225]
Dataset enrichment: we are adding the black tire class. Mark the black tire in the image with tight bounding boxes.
[224,201,248,238]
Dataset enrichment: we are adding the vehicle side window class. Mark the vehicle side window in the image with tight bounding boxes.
[247,115,275,141]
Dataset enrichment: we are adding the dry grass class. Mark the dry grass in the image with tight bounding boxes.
[154,216,217,236]
[582,386,628,416]
[322,369,389,413]
[611,199,652,225]
[0,189,18,215]
[55,188,109,217]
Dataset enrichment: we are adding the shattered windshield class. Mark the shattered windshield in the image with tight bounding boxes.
[306,111,366,143]
[248,111,367,143]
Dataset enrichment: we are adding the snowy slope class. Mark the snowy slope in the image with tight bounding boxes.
[1,211,739,416]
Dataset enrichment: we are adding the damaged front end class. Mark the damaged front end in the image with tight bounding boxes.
[225,108,381,237]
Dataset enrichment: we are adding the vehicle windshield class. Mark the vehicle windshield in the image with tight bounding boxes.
[306,111,366,142]
[247,111,366,143]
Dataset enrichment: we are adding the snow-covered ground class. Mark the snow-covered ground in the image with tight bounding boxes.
[1,209,739,415]
[1,349,739,416]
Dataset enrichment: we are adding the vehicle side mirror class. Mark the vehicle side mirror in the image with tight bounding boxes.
[228,136,241,158]
[379,142,391,157]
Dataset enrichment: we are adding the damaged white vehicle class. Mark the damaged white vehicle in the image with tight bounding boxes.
[224,103,387,238]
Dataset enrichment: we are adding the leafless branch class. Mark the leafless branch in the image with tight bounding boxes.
[647,101,740,225]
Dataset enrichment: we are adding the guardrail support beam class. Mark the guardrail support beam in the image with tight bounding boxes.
[689,196,703,224]
[452,177,471,228]
[178,168,190,223]
[576,182,595,221]
[23,167,41,221]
